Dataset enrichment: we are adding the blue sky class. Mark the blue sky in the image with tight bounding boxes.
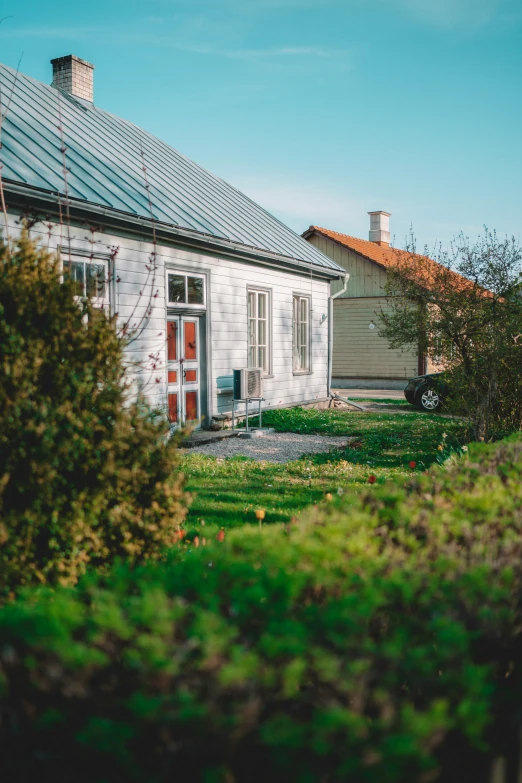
[1,0,521,250]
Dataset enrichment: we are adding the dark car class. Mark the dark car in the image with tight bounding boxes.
[404,372,448,412]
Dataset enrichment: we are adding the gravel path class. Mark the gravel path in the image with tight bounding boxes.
[189,432,352,463]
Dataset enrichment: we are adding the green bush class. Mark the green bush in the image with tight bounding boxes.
[1,435,522,782]
[0,232,186,596]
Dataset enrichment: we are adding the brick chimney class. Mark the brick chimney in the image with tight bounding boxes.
[368,211,391,246]
[51,55,94,102]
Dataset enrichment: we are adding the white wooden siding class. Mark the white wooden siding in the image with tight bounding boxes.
[9,214,330,418]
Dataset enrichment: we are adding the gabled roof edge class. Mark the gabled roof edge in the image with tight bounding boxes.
[302,225,389,271]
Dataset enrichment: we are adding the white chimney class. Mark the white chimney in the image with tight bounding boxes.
[368,211,391,246]
[51,55,94,103]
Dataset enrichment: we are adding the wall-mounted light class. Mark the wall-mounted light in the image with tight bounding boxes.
[369,321,375,330]
[320,313,327,323]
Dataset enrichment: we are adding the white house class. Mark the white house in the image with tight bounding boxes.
[0,55,344,428]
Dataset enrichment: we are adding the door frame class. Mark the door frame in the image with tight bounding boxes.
[165,264,211,429]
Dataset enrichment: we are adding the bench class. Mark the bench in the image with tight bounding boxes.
[216,375,234,395]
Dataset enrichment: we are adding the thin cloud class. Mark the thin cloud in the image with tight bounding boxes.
[0,26,103,39]
[384,0,507,28]
[226,173,370,234]
[147,0,344,9]
[224,45,351,59]
[0,25,350,61]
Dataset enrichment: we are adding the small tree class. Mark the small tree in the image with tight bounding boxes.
[0,232,187,597]
[378,229,522,440]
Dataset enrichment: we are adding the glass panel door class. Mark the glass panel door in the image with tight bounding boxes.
[181,317,200,422]
[166,316,201,426]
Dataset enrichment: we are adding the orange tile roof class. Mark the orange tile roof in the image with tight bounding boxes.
[304,226,473,292]
[304,226,430,269]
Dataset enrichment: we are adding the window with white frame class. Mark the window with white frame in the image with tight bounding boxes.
[432,329,456,365]
[293,295,310,372]
[62,257,110,309]
[167,271,205,307]
[247,288,270,374]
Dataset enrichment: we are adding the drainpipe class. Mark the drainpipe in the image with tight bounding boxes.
[327,273,350,396]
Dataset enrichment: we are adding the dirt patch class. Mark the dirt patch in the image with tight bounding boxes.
[188,432,356,464]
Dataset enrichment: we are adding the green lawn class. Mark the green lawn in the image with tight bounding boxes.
[353,398,410,405]
[180,407,468,536]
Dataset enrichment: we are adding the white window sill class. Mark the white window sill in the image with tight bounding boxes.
[167,303,206,309]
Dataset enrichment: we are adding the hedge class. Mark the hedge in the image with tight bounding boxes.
[1,435,522,782]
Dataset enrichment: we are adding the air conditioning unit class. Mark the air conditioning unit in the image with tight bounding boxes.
[233,368,263,399]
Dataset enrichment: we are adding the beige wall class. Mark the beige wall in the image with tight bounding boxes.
[307,234,389,298]
[333,298,418,379]
[306,233,420,380]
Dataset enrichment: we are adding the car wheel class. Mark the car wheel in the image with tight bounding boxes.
[416,387,441,412]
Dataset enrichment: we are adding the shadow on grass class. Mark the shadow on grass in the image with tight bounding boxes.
[182,408,469,530]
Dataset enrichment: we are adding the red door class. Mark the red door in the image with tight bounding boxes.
[167,317,201,425]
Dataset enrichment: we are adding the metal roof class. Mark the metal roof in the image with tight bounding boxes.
[0,62,343,275]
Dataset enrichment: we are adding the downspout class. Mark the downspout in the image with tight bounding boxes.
[327,273,350,396]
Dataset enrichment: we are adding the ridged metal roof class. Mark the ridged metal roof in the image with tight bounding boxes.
[0,62,342,274]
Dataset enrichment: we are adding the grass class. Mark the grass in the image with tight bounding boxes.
[354,398,410,405]
[180,407,468,536]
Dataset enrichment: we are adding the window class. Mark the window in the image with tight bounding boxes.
[432,329,456,366]
[248,288,270,374]
[167,272,205,306]
[293,295,310,372]
[62,257,109,308]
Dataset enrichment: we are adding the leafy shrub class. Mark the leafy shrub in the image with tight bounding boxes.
[378,228,522,441]
[0,232,186,596]
[1,435,522,782]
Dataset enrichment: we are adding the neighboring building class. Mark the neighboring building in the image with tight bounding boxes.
[303,213,426,389]
[0,56,344,428]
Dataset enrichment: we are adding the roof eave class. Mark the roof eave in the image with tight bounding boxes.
[5,182,344,281]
